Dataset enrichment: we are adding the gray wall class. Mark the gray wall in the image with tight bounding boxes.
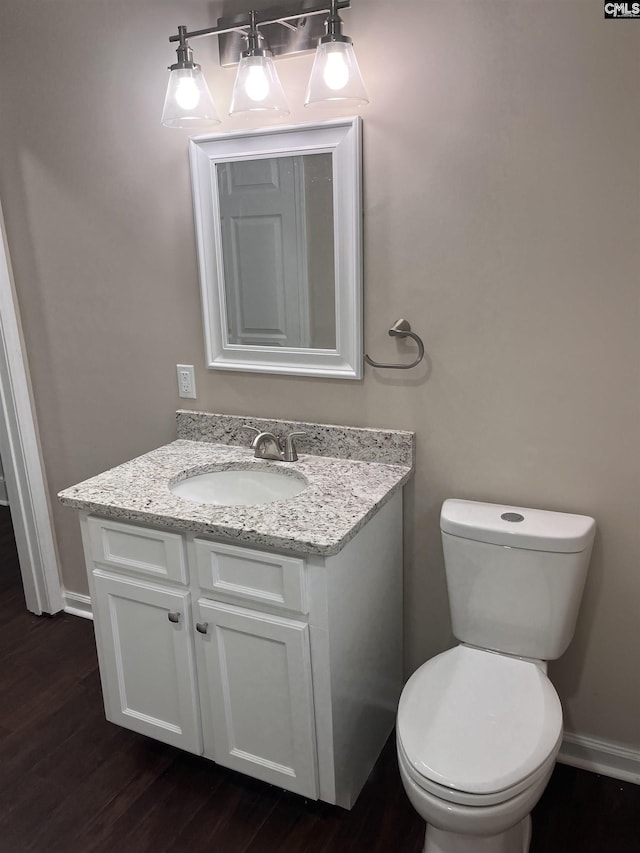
[0,0,638,750]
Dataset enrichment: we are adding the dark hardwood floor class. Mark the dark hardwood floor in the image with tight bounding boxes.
[0,505,638,852]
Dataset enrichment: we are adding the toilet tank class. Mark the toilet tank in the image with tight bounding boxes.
[440,499,596,661]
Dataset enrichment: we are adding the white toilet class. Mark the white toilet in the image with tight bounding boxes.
[397,499,596,853]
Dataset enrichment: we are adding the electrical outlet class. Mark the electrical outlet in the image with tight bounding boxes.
[176,364,196,399]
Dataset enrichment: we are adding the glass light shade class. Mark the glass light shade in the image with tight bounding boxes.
[304,41,368,107]
[161,66,220,128]
[229,54,289,116]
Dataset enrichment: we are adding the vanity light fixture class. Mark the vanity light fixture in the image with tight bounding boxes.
[305,0,368,108]
[161,26,220,128]
[162,1,365,127]
[229,11,289,117]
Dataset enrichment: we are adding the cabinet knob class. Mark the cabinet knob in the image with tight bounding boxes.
[196,622,209,634]
[167,611,181,623]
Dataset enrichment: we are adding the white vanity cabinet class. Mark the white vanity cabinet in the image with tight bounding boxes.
[79,492,403,809]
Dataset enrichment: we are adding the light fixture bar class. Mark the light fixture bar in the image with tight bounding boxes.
[168,1,350,45]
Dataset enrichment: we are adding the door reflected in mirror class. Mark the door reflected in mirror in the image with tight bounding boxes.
[190,117,362,379]
[217,154,336,350]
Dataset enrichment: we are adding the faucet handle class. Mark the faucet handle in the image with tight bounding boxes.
[284,431,306,463]
[241,426,260,447]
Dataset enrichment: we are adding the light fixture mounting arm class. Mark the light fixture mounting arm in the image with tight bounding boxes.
[170,25,197,71]
[322,0,352,44]
[168,1,351,45]
[244,10,268,58]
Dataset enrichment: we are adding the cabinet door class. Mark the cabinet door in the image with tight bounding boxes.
[92,571,202,754]
[196,599,318,798]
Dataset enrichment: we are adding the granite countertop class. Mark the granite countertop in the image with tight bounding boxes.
[58,413,415,557]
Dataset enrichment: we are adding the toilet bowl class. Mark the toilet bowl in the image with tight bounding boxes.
[398,745,557,853]
[397,645,563,852]
[397,499,595,853]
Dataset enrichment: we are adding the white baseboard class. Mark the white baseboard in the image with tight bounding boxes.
[62,590,93,620]
[559,731,640,785]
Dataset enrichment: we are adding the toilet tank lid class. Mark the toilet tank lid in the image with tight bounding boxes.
[440,499,596,553]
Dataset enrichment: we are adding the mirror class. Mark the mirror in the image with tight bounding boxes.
[217,153,336,350]
[189,118,362,379]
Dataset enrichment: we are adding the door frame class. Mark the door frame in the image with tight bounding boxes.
[0,199,63,614]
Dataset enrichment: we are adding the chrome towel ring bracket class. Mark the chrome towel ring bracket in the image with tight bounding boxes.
[364,319,425,370]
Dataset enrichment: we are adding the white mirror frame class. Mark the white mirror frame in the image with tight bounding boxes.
[189,117,362,379]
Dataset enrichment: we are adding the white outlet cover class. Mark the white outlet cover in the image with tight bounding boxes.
[176,364,196,399]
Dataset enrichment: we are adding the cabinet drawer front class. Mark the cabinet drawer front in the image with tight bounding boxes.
[88,517,187,583]
[194,539,307,613]
[196,599,318,799]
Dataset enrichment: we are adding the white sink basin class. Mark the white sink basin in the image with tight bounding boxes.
[169,466,307,506]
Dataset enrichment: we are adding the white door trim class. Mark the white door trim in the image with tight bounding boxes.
[0,200,63,614]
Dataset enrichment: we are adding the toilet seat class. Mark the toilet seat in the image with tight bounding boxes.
[397,733,560,807]
[397,645,563,805]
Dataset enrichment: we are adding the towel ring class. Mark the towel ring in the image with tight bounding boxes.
[364,319,425,370]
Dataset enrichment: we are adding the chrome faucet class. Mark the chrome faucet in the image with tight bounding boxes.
[244,427,306,462]
[251,431,282,461]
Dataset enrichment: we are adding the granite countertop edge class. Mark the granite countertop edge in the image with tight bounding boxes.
[58,469,412,557]
[58,439,414,558]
